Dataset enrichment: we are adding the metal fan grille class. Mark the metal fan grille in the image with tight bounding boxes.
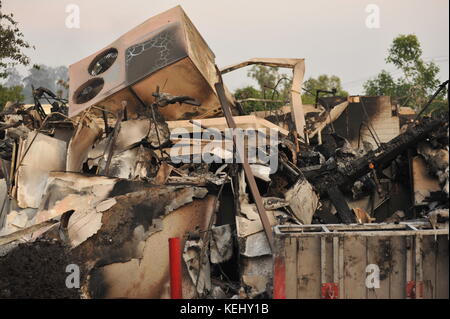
[88,48,118,76]
[73,78,104,104]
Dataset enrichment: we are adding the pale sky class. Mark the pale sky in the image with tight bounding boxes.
[2,0,449,94]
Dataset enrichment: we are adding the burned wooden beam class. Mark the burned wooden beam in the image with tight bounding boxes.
[104,109,124,176]
[309,118,443,196]
[327,186,356,223]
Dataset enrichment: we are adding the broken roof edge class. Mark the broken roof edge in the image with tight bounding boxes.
[220,58,305,74]
[220,57,306,139]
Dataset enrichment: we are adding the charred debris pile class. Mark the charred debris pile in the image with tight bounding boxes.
[0,6,448,299]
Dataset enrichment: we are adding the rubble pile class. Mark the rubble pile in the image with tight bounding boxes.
[0,6,448,299]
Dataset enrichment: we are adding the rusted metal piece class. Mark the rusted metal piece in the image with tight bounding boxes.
[170,115,289,136]
[214,80,274,252]
[273,255,286,299]
[321,283,339,299]
[83,193,215,298]
[155,162,174,185]
[237,98,286,104]
[104,109,124,176]
[406,281,423,299]
[327,186,356,224]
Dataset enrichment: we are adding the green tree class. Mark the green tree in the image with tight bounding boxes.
[0,84,24,110]
[234,86,263,112]
[56,78,69,99]
[363,34,445,110]
[303,74,348,104]
[0,0,33,79]
[234,66,292,113]
[247,65,292,100]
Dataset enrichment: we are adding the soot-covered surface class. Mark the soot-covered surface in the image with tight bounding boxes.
[0,240,80,299]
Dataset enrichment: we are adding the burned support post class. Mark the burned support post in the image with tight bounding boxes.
[327,186,356,224]
[214,81,275,252]
[104,108,124,176]
[102,110,109,134]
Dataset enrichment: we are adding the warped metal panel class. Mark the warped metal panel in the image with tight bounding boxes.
[274,223,449,299]
[69,6,234,120]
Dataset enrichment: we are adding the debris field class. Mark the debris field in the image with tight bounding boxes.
[0,6,448,299]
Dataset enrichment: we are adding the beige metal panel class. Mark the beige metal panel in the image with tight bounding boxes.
[338,237,344,298]
[422,236,437,299]
[85,58,224,121]
[309,101,349,138]
[343,236,367,299]
[405,236,415,299]
[69,6,188,117]
[320,237,326,287]
[415,235,424,299]
[389,236,406,299]
[322,236,334,285]
[367,236,391,299]
[90,195,215,299]
[297,237,321,298]
[66,115,103,172]
[290,61,306,139]
[284,237,298,299]
[168,115,289,136]
[333,237,340,289]
[182,9,217,90]
[436,235,449,299]
[274,224,448,299]
[68,6,235,120]
[131,58,222,120]
[359,96,400,147]
[16,132,67,208]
